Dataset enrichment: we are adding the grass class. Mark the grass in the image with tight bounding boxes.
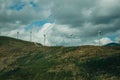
[0,36,120,80]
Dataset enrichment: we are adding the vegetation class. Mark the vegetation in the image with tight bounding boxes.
[0,36,120,80]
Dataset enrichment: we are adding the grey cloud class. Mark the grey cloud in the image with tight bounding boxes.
[52,0,120,27]
[51,0,120,39]
[52,0,96,26]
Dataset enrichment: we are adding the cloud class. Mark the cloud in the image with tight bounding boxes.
[49,0,120,45]
[52,0,120,34]
[0,0,120,46]
[95,37,113,45]
[0,0,52,31]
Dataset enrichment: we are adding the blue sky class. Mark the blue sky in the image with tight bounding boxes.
[9,2,26,11]
[8,0,54,31]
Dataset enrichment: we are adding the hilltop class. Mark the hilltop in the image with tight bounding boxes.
[0,36,120,80]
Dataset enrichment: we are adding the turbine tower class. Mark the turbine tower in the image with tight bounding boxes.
[30,31,32,42]
[44,34,46,46]
[70,34,73,46]
[17,32,19,39]
[98,30,101,46]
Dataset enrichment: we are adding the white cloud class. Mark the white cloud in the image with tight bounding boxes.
[115,36,120,43]
[30,23,82,46]
[95,37,113,45]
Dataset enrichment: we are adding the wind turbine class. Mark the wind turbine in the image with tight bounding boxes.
[43,24,53,46]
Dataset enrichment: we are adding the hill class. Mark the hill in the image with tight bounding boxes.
[0,36,120,80]
[0,36,42,47]
[105,43,120,46]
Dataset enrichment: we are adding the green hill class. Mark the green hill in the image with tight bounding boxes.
[0,36,120,80]
[0,36,42,47]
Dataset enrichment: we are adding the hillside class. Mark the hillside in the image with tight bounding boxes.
[0,36,42,47]
[0,36,120,80]
[105,43,120,46]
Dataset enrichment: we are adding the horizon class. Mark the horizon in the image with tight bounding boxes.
[0,36,120,47]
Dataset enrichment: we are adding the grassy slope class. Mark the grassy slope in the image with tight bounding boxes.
[0,36,120,80]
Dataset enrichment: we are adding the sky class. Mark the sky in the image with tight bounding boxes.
[0,0,120,46]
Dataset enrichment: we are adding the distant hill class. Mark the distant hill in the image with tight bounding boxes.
[105,43,120,46]
[0,36,120,80]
